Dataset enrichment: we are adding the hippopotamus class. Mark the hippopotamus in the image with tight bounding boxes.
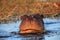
[19,14,45,34]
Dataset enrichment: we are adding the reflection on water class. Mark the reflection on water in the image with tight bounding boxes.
[0,18,60,40]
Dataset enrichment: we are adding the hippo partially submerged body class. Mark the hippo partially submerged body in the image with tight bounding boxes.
[19,14,45,34]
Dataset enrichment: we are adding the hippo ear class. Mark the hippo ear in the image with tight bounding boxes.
[41,15,44,18]
[20,15,28,20]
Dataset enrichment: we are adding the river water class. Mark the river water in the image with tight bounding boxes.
[0,18,60,40]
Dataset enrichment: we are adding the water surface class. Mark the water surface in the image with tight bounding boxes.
[0,18,60,40]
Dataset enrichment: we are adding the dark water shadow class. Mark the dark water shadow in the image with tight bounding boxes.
[19,33,45,40]
[0,31,60,40]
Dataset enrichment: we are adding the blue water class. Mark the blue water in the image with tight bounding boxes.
[0,18,60,40]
